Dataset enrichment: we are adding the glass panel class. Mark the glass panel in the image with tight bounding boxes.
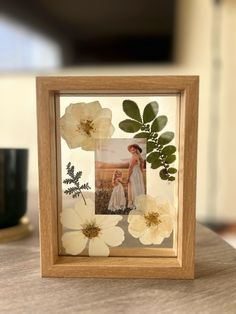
[57,95,179,257]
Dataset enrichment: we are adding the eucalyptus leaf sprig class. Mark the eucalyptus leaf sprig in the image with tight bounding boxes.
[119,100,177,181]
[63,162,91,204]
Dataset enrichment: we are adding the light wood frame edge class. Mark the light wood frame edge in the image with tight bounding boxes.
[36,76,199,279]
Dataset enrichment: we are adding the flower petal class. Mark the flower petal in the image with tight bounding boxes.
[96,108,112,119]
[134,194,157,213]
[100,226,125,247]
[95,215,122,229]
[88,237,109,256]
[74,198,94,223]
[128,215,147,238]
[60,115,87,149]
[81,138,96,151]
[158,215,174,237]
[60,208,83,230]
[62,231,87,255]
[65,102,85,115]
[155,202,172,215]
[65,102,101,122]
[93,118,115,138]
[83,101,102,119]
[139,227,164,245]
[127,209,144,223]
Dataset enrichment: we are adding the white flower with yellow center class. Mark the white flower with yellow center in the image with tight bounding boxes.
[60,198,124,256]
[60,101,115,151]
[128,194,174,245]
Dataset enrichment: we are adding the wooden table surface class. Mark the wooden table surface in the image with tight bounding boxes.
[1,209,236,314]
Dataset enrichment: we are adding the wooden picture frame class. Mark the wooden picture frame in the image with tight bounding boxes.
[36,76,199,278]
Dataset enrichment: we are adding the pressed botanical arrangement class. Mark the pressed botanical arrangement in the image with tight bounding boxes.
[119,100,177,181]
[59,97,178,257]
[37,76,198,278]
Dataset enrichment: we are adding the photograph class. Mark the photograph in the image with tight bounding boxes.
[95,138,146,215]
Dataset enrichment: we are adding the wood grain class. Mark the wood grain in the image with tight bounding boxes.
[36,76,199,278]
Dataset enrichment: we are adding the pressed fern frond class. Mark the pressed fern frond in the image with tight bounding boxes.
[63,162,91,205]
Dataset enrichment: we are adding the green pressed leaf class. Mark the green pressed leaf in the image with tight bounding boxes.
[123,100,142,123]
[159,169,169,180]
[158,131,174,145]
[151,160,162,169]
[119,119,141,133]
[162,145,176,156]
[147,141,156,153]
[134,132,149,138]
[168,167,177,174]
[151,115,168,132]
[147,151,160,163]
[165,154,176,164]
[168,176,175,181]
[143,101,159,123]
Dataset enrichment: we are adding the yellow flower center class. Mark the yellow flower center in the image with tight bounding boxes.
[144,211,161,227]
[78,119,95,136]
[82,222,101,239]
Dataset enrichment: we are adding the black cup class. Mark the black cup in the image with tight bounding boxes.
[0,149,28,229]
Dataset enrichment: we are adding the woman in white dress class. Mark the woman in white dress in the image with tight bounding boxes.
[108,170,126,212]
[127,144,145,208]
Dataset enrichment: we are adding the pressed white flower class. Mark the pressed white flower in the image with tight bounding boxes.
[60,198,124,256]
[128,194,174,245]
[60,101,115,150]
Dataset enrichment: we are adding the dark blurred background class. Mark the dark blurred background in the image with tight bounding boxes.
[1,0,176,68]
[0,0,236,246]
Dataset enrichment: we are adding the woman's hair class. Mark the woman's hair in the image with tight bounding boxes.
[128,144,142,153]
[135,149,144,164]
[128,144,144,165]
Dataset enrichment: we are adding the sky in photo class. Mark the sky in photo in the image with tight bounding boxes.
[96,138,146,164]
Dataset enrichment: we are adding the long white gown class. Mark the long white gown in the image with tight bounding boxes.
[108,182,126,211]
[128,160,145,208]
